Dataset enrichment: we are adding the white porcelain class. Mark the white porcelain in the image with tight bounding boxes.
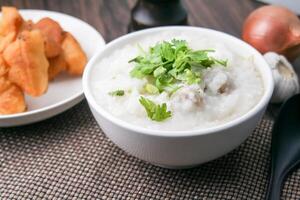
[0,10,105,127]
[83,26,274,169]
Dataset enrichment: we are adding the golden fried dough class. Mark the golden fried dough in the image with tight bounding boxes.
[0,32,15,53]
[0,55,8,76]
[61,32,87,75]
[35,17,63,58]
[0,55,10,92]
[3,30,49,97]
[0,6,88,115]
[0,7,23,34]
[48,53,67,80]
[0,76,26,115]
[0,75,11,93]
[19,20,34,32]
[0,7,24,52]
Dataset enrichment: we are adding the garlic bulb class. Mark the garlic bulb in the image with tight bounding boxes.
[264,52,299,103]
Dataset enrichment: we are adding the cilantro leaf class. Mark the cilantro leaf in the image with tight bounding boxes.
[128,56,144,63]
[161,41,175,61]
[182,69,201,85]
[172,39,188,54]
[129,39,228,94]
[212,57,228,66]
[144,84,159,94]
[139,96,171,122]
[109,90,125,96]
[155,74,174,92]
[153,66,167,77]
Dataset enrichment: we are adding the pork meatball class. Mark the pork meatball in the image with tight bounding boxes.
[205,68,232,95]
[171,85,204,113]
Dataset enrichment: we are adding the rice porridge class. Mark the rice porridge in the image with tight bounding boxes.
[91,31,264,131]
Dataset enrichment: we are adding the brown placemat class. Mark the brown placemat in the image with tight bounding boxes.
[0,101,299,200]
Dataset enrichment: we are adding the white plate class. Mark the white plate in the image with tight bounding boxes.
[0,9,106,127]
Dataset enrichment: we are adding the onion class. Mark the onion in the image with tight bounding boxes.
[242,5,300,60]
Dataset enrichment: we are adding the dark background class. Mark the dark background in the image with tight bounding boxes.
[0,0,263,41]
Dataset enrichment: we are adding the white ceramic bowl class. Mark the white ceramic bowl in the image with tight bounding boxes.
[83,26,274,169]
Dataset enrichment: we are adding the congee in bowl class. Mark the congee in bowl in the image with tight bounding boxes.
[83,27,273,168]
[90,31,264,132]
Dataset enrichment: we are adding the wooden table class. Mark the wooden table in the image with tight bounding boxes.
[0,0,263,43]
[0,0,281,118]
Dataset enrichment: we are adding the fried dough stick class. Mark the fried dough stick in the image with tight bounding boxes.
[0,76,26,114]
[48,53,67,80]
[3,30,49,97]
[0,6,24,52]
[0,56,26,115]
[61,32,87,75]
[35,17,63,58]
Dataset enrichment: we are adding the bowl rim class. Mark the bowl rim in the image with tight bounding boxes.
[0,9,106,120]
[83,26,274,138]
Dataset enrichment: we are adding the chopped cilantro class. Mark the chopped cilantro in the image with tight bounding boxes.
[139,96,171,122]
[144,84,159,95]
[109,90,125,96]
[129,39,227,94]
[180,69,201,85]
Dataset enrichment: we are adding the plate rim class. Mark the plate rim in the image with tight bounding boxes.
[0,9,106,120]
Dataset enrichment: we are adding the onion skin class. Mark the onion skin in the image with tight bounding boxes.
[242,5,300,60]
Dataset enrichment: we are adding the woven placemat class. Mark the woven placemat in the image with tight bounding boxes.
[0,101,299,200]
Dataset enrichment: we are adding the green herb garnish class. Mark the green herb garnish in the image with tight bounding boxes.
[109,90,125,96]
[129,39,227,93]
[144,84,159,95]
[139,96,171,122]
